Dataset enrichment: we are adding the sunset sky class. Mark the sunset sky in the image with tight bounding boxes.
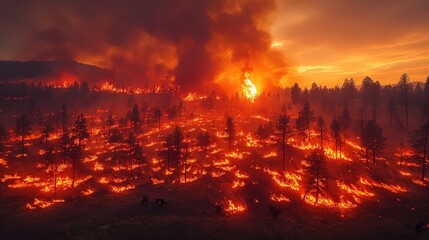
[273,0,429,87]
[0,0,428,90]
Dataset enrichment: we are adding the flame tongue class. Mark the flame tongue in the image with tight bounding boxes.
[242,72,257,103]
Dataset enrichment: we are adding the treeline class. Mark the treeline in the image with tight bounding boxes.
[289,74,429,125]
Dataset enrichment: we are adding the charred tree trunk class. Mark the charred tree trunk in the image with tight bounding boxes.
[282,131,285,170]
[360,108,364,152]
[72,149,75,188]
[129,147,133,178]
[315,166,320,205]
[421,127,428,181]
[21,135,25,155]
[405,88,409,131]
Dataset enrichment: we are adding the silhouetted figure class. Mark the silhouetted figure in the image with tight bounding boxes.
[415,221,427,234]
[269,205,281,221]
[156,198,167,207]
[140,195,148,206]
[214,203,223,214]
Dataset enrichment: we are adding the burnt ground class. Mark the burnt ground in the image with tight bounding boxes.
[1,178,429,240]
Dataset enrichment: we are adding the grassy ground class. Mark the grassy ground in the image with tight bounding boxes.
[1,178,429,240]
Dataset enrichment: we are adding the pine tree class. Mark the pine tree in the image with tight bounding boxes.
[317,116,328,150]
[126,132,136,177]
[225,116,235,150]
[330,119,341,159]
[130,103,141,132]
[398,73,410,130]
[0,122,6,153]
[106,113,114,136]
[71,114,90,187]
[15,113,32,154]
[109,127,122,161]
[303,150,328,205]
[277,114,292,170]
[197,131,210,159]
[362,120,385,164]
[411,122,429,181]
[296,102,314,141]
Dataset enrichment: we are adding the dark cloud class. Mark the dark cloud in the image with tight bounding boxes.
[0,0,284,91]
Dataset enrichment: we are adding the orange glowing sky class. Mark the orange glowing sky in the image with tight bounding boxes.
[272,0,429,87]
[1,0,428,89]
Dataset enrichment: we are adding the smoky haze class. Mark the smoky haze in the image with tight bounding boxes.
[0,0,286,92]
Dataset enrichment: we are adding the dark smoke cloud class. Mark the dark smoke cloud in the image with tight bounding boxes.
[0,0,285,91]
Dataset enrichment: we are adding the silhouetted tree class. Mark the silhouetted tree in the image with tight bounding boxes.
[60,104,67,132]
[290,83,301,105]
[172,126,184,167]
[0,122,6,153]
[362,120,385,164]
[423,77,429,121]
[398,73,410,130]
[339,108,351,139]
[411,122,429,181]
[277,114,292,170]
[130,103,141,132]
[71,114,90,187]
[197,131,210,159]
[42,114,55,150]
[225,116,235,150]
[15,113,32,154]
[133,143,145,175]
[109,127,122,161]
[167,106,177,120]
[330,119,341,159]
[386,95,397,128]
[152,107,162,129]
[106,113,114,136]
[316,116,328,150]
[303,150,328,205]
[361,77,381,121]
[60,129,72,162]
[296,102,314,141]
[73,114,89,150]
[256,122,274,140]
[126,132,136,177]
[341,78,357,107]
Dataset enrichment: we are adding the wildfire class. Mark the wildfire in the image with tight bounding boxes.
[151,177,165,185]
[26,198,65,210]
[303,194,357,209]
[242,72,257,103]
[232,180,245,188]
[81,188,95,195]
[262,151,277,159]
[263,167,302,191]
[1,173,21,182]
[359,177,407,193]
[183,92,207,102]
[270,193,291,203]
[99,177,109,184]
[211,171,226,178]
[235,170,249,179]
[0,158,7,167]
[93,162,104,171]
[109,184,135,193]
[225,151,244,160]
[224,200,246,214]
[336,181,374,198]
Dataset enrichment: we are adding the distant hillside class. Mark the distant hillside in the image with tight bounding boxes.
[0,60,115,83]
